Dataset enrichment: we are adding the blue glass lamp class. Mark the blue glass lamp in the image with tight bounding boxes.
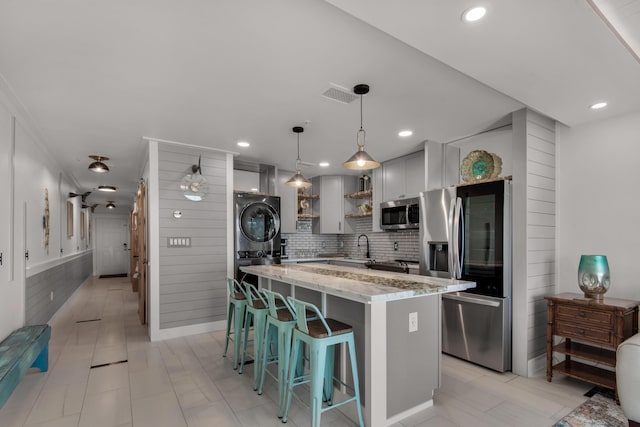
[578,255,610,301]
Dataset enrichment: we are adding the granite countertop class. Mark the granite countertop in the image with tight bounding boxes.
[240,262,475,303]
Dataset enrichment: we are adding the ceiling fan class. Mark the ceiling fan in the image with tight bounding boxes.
[69,191,92,204]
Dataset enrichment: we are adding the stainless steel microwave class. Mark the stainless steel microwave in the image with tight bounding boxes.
[380,197,420,230]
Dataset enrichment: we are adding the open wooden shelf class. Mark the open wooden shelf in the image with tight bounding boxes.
[344,190,372,199]
[297,214,318,219]
[298,193,319,199]
[552,360,616,390]
[345,212,372,218]
[552,341,616,367]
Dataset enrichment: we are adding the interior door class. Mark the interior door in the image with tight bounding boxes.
[96,217,129,276]
[135,180,146,325]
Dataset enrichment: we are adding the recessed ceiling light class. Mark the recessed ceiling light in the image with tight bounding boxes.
[319,162,330,167]
[237,141,250,147]
[590,102,607,110]
[398,130,413,137]
[462,6,486,22]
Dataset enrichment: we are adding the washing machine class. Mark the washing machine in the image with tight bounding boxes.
[234,193,281,284]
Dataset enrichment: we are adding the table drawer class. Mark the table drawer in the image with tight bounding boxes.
[556,321,613,346]
[556,305,613,327]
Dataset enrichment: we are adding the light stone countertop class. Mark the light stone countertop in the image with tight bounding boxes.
[240,262,475,303]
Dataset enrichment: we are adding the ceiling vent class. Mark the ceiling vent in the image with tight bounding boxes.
[322,83,358,104]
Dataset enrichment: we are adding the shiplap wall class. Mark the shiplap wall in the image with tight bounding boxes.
[512,108,556,376]
[157,143,228,330]
[25,252,92,325]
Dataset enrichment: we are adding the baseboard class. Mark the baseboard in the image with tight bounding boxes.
[528,353,547,377]
[150,319,227,342]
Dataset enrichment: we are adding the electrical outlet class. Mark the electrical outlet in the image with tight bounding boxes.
[393,241,399,251]
[409,312,418,332]
[50,291,54,301]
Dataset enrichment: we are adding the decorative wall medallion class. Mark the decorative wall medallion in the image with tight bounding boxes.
[461,150,503,182]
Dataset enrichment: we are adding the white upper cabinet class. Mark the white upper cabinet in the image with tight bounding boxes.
[312,175,355,234]
[233,169,260,192]
[382,150,425,201]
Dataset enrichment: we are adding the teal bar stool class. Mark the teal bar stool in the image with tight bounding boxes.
[223,277,247,370]
[257,289,303,418]
[282,297,364,427]
[238,281,269,390]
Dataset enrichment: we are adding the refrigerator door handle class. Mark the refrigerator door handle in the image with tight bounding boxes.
[454,197,464,279]
[443,293,501,308]
[448,198,456,277]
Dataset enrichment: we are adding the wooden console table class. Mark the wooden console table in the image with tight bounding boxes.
[545,293,639,391]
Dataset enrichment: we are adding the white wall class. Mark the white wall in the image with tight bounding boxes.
[557,110,640,301]
[0,78,89,340]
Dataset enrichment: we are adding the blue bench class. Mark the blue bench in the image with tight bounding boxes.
[0,325,51,409]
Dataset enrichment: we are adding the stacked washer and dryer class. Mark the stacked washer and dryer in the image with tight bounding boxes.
[234,193,281,286]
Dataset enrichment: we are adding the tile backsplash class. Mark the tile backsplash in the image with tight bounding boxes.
[282,217,419,261]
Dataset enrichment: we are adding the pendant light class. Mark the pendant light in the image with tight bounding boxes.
[285,126,312,188]
[88,155,110,173]
[106,201,116,209]
[343,84,380,170]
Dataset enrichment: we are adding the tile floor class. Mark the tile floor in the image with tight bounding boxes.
[0,276,591,426]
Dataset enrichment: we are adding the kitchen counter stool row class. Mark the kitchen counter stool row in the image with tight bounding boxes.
[223,277,364,427]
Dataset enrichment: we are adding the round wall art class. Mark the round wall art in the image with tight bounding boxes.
[461,150,502,182]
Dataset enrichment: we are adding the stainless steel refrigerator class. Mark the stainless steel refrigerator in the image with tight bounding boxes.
[419,180,511,372]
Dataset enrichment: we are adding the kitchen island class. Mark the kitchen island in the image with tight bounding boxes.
[240,263,475,427]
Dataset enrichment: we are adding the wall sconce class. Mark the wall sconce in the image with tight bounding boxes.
[173,210,182,219]
[180,155,208,201]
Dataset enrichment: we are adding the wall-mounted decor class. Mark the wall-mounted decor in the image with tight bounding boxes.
[80,212,85,240]
[43,188,50,254]
[180,155,208,201]
[66,201,74,237]
[461,150,503,183]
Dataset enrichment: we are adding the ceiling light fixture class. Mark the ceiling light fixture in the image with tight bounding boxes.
[462,6,486,22]
[319,162,330,167]
[590,102,608,110]
[237,141,250,147]
[106,201,116,209]
[88,155,109,173]
[398,130,413,137]
[98,185,116,192]
[180,155,208,201]
[343,84,380,170]
[285,126,312,188]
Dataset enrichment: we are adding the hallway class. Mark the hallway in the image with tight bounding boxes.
[0,276,352,427]
[0,276,590,427]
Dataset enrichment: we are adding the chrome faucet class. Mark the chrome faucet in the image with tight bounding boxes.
[357,234,370,259]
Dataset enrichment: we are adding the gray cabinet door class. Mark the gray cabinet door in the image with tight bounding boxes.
[277,170,297,234]
[382,151,425,201]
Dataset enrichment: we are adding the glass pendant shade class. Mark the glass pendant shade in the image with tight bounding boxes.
[180,173,208,201]
[344,84,380,171]
[285,126,312,188]
[578,255,610,301]
[88,155,109,173]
